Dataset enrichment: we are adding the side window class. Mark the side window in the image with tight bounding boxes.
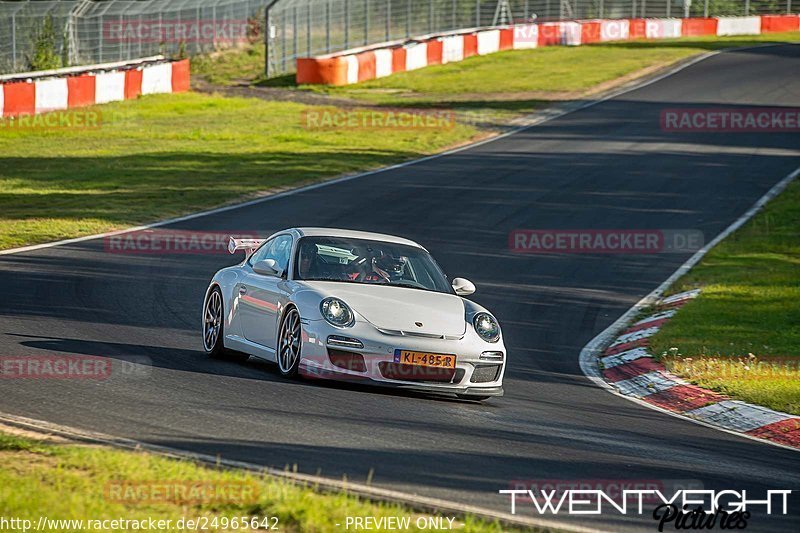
[248,238,275,267]
[249,235,293,275]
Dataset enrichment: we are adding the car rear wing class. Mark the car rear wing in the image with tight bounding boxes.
[228,237,265,255]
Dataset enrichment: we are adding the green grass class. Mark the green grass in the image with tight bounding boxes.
[0,93,475,249]
[196,33,800,105]
[0,432,520,532]
[650,180,800,415]
[192,45,267,86]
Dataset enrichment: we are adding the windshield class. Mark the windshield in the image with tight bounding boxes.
[293,236,452,294]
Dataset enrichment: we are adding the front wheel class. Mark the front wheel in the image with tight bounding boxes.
[277,307,302,377]
[203,286,248,362]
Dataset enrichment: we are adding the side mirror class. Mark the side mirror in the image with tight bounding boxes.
[253,258,282,277]
[452,277,476,296]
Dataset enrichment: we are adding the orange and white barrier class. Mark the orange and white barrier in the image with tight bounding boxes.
[375,49,393,78]
[600,19,631,41]
[477,29,501,55]
[0,58,190,118]
[538,21,582,46]
[761,14,800,32]
[442,34,466,61]
[405,43,428,71]
[297,15,799,86]
[34,78,68,114]
[513,24,539,49]
[716,16,761,36]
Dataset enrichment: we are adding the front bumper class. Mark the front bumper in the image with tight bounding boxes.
[297,318,506,397]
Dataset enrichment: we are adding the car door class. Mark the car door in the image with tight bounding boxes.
[239,234,293,352]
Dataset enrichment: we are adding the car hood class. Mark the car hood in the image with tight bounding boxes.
[307,282,466,337]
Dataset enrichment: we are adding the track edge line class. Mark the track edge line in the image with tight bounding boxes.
[578,164,800,454]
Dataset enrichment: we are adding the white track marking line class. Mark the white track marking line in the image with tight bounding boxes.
[600,347,652,368]
[685,401,795,433]
[578,162,800,452]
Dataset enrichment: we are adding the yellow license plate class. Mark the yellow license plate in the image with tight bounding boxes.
[393,350,456,368]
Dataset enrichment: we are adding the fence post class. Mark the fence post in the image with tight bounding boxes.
[704,0,708,17]
[453,0,457,28]
[386,0,391,41]
[476,0,481,27]
[325,0,330,51]
[745,0,750,14]
[345,0,350,48]
[406,0,410,37]
[307,3,311,55]
[666,0,670,18]
[365,0,369,45]
[11,14,16,71]
[264,2,272,76]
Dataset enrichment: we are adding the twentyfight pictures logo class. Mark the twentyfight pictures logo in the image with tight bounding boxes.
[500,486,792,530]
[661,108,800,132]
[509,229,703,254]
[105,230,260,255]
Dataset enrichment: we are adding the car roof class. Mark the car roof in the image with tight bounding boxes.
[290,227,424,249]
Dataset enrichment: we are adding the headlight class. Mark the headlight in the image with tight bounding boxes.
[473,312,500,343]
[320,297,355,328]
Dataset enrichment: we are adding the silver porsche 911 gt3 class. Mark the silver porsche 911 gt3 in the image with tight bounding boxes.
[202,228,506,400]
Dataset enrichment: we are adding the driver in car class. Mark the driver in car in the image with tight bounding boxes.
[348,251,407,283]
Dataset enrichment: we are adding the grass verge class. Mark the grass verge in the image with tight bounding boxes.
[0,94,474,250]
[649,179,800,415]
[2,32,798,250]
[0,430,520,532]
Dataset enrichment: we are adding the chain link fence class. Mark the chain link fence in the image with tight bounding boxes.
[0,0,267,74]
[1,0,797,76]
[268,0,797,75]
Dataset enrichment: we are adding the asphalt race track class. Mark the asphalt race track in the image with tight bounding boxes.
[2,45,799,531]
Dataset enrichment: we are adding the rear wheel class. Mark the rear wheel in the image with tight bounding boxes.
[203,287,248,362]
[277,307,302,377]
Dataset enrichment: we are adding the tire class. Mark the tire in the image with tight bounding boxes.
[457,394,491,402]
[277,307,302,378]
[203,286,249,362]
